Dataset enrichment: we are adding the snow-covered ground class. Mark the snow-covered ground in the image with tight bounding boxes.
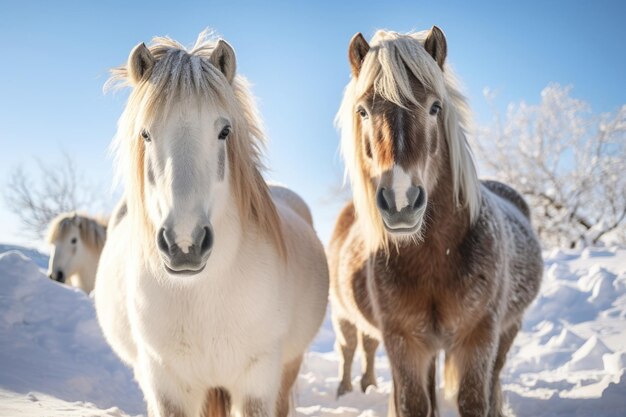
[0,250,144,417]
[0,245,624,416]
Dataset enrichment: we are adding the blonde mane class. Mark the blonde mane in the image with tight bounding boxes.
[336,29,481,251]
[106,30,285,257]
[46,212,107,252]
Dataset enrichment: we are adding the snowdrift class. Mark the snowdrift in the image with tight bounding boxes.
[0,251,144,416]
[0,245,624,416]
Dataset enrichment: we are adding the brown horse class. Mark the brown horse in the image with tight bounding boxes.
[330,27,543,417]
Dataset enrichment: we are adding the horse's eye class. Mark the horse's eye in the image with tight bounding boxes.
[356,106,369,119]
[71,237,77,244]
[430,102,442,116]
[140,129,151,142]
[218,125,231,140]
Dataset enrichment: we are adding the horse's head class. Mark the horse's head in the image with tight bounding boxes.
[47,215,86,283]
[339,28,480,249]
[119,37,241,276]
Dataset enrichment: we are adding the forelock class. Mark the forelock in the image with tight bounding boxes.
[46,214,76,243]
[355,30,447,108]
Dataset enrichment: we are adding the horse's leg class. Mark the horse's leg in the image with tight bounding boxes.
[428,356,439,417]
[136,357,203,417]
[359,332,379,392]
[384,332,434,417]
[232,351,282,417]
[387,385,395,417]
[275,355,303,417]
[488,322,520,417]
[452,320,498,417]
[332,315,357,397]
[203,388,231,417]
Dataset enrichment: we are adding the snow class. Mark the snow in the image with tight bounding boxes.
[562,336,612,372]
[0,245,625,416]
[0,250,144,417]
[0,244,49,270]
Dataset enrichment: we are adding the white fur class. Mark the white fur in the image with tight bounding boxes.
[46,214,106,294]
[392,164,412,210]
[97,192,328,416]
[96,31,328,417]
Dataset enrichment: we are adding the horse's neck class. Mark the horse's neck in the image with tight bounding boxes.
[427,172,470,247]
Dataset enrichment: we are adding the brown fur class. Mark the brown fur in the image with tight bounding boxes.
[349,33,371,77]
[203,388,231,417]
[331,28,543,417]
[482,179,531,219]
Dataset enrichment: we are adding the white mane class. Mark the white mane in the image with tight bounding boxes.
[46,212,107,251]
[105,30,284,255]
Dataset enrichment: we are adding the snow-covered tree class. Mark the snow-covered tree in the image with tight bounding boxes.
[474,84,626,248]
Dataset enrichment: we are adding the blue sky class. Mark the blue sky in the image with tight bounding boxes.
[1,0,625,246]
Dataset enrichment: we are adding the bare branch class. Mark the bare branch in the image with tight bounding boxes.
[3,151,106,240]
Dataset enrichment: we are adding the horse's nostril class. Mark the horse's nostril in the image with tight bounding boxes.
[200,226,213,255]
[56,271,65,283]
[157,228,170,254]
[376,188,390,212]
[414,187,426,210]
[408,186,426,210]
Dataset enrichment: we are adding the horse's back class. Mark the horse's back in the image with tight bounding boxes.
[270,185,329,361]
[479,182,542,327]
[269,184,314,226]
[481,180,531,220]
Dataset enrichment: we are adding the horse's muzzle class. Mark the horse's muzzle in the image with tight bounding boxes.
[49,270,65,283]
[156,225,213,276]
[376,185,426,234]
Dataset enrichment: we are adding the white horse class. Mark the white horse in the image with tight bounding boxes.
[46,212,107,293]
[95,31,329,417]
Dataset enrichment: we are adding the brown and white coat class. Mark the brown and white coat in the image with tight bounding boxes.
[330,27,542,417]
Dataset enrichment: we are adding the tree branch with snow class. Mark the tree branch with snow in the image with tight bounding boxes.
[474,84,626,248]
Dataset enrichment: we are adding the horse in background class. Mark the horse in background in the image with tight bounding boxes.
[330,27,542,416]
[95,31,328,417]
[46,212,107,293]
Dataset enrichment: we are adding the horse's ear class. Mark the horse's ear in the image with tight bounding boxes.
[210,40,236,83]
[424,26,447,70]
[348,32,370,77]
[127,42,155,85]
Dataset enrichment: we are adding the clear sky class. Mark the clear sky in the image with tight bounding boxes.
[1,0,625,247]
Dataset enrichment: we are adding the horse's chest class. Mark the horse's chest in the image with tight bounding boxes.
[373,266,489,342]
[132,274,285,378]
[140,300,240,351]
